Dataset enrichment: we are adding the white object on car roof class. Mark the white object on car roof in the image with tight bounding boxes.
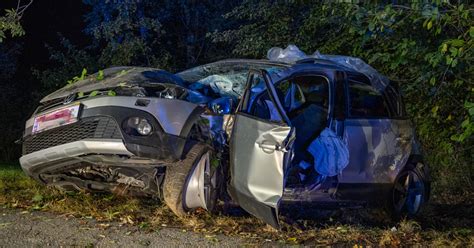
[267,44,389,91]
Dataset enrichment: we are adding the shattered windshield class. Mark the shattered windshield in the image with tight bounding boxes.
[177,60,287,82]
[176,60,287,98]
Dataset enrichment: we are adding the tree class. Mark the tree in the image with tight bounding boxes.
[83,0,169,68]
[0,0,33,42]
[159,0,240,67]
[82,0,239,69]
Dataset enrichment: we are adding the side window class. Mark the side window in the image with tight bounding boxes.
[296,76,329,110]
[384,83,407,118]
[275,81,296,111]
[274,75,329,115]
[241,73,282,122]
[348,79,390,118]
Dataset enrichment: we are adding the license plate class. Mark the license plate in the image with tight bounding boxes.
[32,104,81,134]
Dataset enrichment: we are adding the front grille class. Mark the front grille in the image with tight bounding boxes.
[23,117,122,155]
[36,98,64,113]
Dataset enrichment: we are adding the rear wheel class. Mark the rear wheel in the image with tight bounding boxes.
[162,143,220,217]
[390,165,428,218]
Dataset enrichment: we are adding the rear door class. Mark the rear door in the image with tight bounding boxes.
[228,70,293,229]
[341,75,413,184]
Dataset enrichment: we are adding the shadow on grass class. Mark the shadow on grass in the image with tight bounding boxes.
[279,202,474,230]
[419,203,474,229]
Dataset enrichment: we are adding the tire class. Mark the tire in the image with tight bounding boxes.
[389,164,429,218]
[162,142,220,217]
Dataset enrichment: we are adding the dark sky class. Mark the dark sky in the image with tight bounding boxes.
[22,0,88,67]
[1,0,88,75]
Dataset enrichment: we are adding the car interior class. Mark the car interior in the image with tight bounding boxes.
[248,75,330,188]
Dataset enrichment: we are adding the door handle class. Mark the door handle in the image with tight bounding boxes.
[258,142,279,154]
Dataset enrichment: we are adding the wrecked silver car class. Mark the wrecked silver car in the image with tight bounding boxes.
[19,57,430,228]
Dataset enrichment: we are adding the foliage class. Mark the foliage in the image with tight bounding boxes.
[81,0,238,69]
[212,1,473,197]
[0,9,25,42]
[96,70,104,81]
[0,1,34,42]
[33,36,99,95]
[82,0,170,68]
[67,68,87,84]
[158,0,240,67]
[34,0,239,93]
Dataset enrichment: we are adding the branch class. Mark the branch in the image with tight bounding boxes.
[15,0,34,19]
[391,5,412,10]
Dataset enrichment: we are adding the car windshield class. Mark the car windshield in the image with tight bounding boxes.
[176,60,287,97]
[177,60,287,82]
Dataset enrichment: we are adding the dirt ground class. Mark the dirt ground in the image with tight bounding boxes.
[0,208,264,247]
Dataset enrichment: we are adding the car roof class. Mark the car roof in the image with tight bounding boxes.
[178,58,384,90]
[210,58,365,75]
[197,58,354,70]
[198,58,291,67]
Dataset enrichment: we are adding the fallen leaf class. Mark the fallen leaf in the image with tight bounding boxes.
[0,222,11,227]
[98,223,110,229]
[287,237,297,242]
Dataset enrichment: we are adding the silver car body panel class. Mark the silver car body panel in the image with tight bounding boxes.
[340,118,414,184]
[229,113,291,228]
[20,139,132,176]
[25,96,199,137]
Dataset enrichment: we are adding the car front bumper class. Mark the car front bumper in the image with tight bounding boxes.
[19,96,203,180]
[19,139,132,179]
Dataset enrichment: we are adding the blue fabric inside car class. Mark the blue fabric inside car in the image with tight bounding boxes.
[273,77,329,186]
[290,104,327,164]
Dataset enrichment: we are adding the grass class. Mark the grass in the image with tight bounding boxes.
[1,164,473,246]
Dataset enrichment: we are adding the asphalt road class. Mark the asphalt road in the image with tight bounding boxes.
[0,208,254,247]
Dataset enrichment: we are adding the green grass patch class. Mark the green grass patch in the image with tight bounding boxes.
[0,164,162,220]
[0,164,472,246]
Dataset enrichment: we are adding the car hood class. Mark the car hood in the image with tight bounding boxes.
[40,66,186,103]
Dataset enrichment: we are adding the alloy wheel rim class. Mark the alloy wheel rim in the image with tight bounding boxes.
[393,170,424,215]
[201,151,217,210]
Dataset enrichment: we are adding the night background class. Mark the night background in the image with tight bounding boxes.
[0,1,472,246]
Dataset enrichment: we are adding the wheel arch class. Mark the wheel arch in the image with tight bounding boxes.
[398,153,431,203]
[179,106,207,139]
[404,154,431,183]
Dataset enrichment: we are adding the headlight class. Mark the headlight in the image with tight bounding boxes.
[136,119,152,135]
[125,117,153,136]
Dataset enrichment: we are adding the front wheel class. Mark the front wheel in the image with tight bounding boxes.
[390,165,429,218]
[162,143,221,217]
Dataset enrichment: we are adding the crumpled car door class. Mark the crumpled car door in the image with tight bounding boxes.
[228,69,293,229]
